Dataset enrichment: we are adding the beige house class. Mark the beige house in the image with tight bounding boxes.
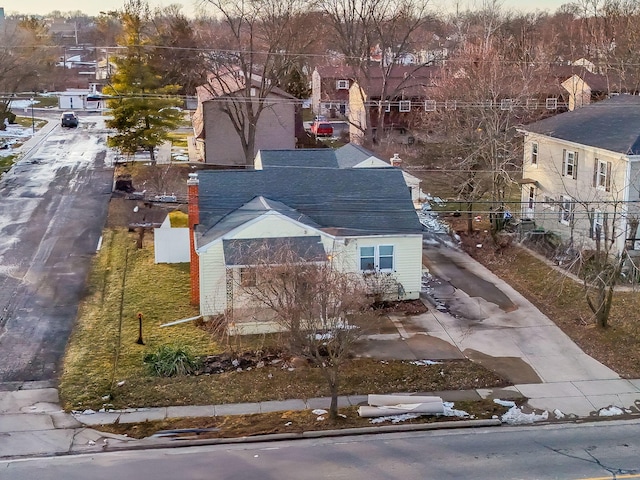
[520,95,640,255]
[192,71,296,166]
[187,166,423,334]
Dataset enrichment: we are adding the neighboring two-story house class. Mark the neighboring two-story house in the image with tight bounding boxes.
[187,166,424,334]
[311,66,356,118]
[520,95,640,255]
[192,71,296,166]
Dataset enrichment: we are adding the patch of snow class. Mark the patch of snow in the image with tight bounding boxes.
[81,409,96,415]
[312,409,328,415]
[370,413,421,424]
[442,401,469,418]
[554,409,565,419]
[284,422,292,426]
[493,399,516,408]
[501,406,548,425]
[598,406,625,417]
[410,360,442,366]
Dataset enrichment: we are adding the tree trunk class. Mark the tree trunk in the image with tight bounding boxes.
[466,201,474,235]
[328,369,339,420]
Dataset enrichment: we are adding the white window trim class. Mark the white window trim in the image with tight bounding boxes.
[384,101,391,112]
[559,195,574,226]
[563,150,576,177]
[399,100,411,112]
[596,159,608,190]
[359,245,395,272]
[336,79,349,90]
[528,186,535,209]
[424,99,436,111]
[546,97,558,110]
[531,142,538,166]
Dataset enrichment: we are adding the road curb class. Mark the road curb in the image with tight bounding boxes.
[97,418,503,454]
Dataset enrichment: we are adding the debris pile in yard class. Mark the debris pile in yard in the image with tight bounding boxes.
[198,351,294,374]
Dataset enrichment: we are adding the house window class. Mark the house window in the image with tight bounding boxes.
[562,150,578,179]
[336,79,349,90]
[399,100,411,112]
[546,97,558,110]
[384,101,391,112]
[531,142,538,165]
[424,100,436,111]
[500,99,513,110]
[544,196,556,211]
[594,159,612,191]
[359,245,394,272]
[240,267,257,287]
[592,210,604,240]
[528,186,535,209]
[445,100,456,110]
[559,195,574,225]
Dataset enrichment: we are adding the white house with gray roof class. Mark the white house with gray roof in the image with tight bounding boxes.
[519,95,640,255]
[187,167,424,334]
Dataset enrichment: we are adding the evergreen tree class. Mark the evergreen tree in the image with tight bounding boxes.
[103,0,183,163]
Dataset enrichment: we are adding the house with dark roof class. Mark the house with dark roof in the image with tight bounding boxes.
[254,144,425,208]
[186,167,424,333]
[519,94,640,254]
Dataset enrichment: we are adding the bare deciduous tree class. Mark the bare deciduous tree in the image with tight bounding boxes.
[199,0,310,165]
[232,242,373,419]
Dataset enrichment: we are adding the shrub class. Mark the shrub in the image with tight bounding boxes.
[143,344,201,377]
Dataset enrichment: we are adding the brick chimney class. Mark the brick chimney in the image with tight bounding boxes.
[187,173,200,305]
[390,153,403,167]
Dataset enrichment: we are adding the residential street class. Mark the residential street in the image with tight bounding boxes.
[0,114,114,385]
[2,421,640,479]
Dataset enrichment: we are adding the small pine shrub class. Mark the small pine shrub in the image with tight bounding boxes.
[143,344,201,377]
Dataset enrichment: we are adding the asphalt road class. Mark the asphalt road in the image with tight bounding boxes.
[0,114,114,385]
[2,421,640,479]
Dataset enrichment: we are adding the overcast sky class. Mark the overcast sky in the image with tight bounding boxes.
[3,0,568,17]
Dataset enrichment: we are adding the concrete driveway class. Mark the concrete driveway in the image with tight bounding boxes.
[358,244,619,385]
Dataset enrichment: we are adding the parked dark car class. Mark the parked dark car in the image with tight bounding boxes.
[61,112,78,128]
[311,121,333,137]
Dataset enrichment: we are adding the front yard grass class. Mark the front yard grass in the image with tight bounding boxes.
[60,226,509,412]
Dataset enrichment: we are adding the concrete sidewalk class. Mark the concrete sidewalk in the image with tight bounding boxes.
[2,378,640,459]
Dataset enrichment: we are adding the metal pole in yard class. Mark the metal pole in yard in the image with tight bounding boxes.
[30,98,34,134]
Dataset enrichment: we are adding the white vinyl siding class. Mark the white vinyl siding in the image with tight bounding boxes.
[199,243,228,316]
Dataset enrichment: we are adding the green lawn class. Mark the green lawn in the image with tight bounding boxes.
[59,226,508,412]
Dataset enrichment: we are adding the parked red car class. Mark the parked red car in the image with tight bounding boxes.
[311,122,334,137]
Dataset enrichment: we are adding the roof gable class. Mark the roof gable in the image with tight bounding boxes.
[522,95,640,155]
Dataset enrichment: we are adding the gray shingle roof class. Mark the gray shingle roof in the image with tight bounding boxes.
[196,167,422,245]
[222,236,326,266]
[522,95,640,155]
[335,144,384,168]
[258,149,338,169]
